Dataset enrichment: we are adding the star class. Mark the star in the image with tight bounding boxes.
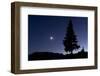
[50,36,54,40]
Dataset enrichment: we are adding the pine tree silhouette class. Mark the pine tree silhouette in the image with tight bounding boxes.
[81,47,85,52]
[63,19,80,54]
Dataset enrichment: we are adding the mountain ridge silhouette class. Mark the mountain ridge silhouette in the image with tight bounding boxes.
[28,50,88,61]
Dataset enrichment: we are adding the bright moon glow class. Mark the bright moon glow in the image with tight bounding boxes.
[50,36,54,40]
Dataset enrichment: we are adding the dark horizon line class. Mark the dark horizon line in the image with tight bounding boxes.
[29,49,88,55]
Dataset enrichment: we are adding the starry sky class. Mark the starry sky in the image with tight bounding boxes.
[28,15,88,55]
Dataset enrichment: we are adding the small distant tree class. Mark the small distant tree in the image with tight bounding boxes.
[81,47,85,52]
[63,19,80,54]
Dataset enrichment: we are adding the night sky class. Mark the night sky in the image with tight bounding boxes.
[28,15,88,55]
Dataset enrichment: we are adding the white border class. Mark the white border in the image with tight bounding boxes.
[20,6,95,70]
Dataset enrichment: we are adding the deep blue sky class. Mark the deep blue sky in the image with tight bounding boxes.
[28,15,88,55]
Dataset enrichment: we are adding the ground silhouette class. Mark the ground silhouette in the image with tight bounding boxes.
[28,50,88,61]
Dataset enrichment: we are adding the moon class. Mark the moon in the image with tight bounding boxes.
[50,36,54,40]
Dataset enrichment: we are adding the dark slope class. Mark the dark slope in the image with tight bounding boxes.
[28,51,88,61]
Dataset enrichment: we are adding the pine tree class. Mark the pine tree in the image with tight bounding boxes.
[81,47,85,52]
[63,19,80,54]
